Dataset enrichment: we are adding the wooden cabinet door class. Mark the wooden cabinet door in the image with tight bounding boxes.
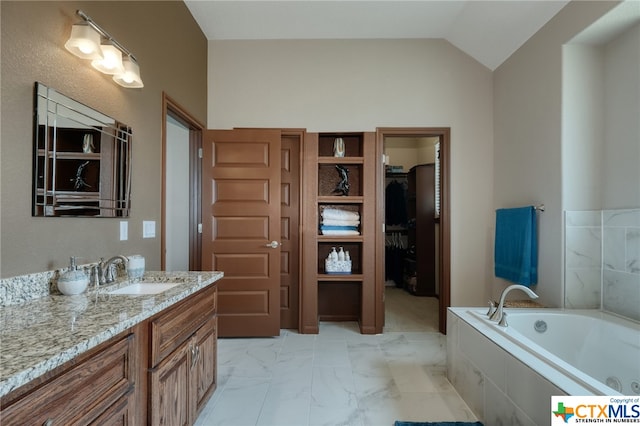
[149,340,192,426]
[193,316,217,415]
[90,391,136,426]
[149,319,217,425]
[149,285,217,367]
[202,129,281,337]
[0,335,135,426]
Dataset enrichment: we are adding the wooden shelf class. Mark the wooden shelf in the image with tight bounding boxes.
[39,190,100,197]
[52,152,101,160]
[37,149,101,160]
[302,131,377,335]
[317,235,364,242]
[317,274,363,281]
[318,196,364,203]
[318,156,364,164]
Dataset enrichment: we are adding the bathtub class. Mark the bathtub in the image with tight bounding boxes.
[447,308,640,425]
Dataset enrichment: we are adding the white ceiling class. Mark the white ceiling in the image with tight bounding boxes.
[184,0,570,70]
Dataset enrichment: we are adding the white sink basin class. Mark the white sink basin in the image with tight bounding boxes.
[107,282,181,295]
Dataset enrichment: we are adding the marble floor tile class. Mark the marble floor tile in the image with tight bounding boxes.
[196,288,477,426]
[195,377,270,426]
[257,371,312,426]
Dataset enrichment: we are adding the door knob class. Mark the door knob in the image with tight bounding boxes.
[264,240,280,248]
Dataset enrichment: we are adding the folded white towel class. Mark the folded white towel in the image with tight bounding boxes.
[321,219,360,226]
[321,229,360,236]
[321,208,360,221]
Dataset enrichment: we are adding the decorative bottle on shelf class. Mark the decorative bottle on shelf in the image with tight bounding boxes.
[330,247,338,261]
[57,256,89,295]
[82,134,95,153]
[338,247,345,261]
[333,137,345,157]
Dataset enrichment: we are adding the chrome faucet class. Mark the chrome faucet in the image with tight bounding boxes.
[489,284,539,325]
[100,255,129,284]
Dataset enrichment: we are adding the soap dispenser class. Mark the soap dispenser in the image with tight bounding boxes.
[57,257,89,295]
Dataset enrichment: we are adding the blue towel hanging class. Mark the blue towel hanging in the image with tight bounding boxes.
[494,206,538,286]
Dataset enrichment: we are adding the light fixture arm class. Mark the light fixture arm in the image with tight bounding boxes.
[76,9,138,63]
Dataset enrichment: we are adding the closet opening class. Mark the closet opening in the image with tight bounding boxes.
[376,128,450,334]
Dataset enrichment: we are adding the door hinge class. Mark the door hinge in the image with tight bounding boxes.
[197,223,203,234]
[198,148,203,159]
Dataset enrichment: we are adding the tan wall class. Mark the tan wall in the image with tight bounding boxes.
[493,0,619,307]
[384,137,437,172]
[0,1,207,278]
[208,38,495,307]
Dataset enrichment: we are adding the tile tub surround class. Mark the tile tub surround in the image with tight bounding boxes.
[564,210,602,309]
[0,271,223,397]
[603,209,640,321]
[565,208,640,321]
[447,308,569,426]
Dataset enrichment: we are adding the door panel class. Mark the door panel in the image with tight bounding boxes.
[217,291,269,315]
[213,179,269,202]
[202,129,281,337]
[214,217,269,240]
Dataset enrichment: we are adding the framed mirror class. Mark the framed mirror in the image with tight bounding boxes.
[32,82,132,217]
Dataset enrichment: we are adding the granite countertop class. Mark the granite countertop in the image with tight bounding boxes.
[0,271,223,398]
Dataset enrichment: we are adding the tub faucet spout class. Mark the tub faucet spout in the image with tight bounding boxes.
[489,284,539,323]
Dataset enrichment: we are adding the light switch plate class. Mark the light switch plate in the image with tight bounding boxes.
[119,221,128,241]
[143,221,156,238]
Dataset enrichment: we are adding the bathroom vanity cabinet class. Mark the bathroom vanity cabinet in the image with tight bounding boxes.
[149,283,218,425]
[0,332,137,425]
[0,281,218,425]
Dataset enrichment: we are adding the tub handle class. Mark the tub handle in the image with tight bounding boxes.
[498,312,508,327]
[487,300,497,317]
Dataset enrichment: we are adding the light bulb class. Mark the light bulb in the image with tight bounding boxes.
[102,53,118,70]
[79,43,95,55]
[92,43,124,75]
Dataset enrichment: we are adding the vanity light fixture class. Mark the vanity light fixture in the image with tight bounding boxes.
[65,10,143,88]
[91,41,124,75]
[112,56,144,88]
[64,21,102,60]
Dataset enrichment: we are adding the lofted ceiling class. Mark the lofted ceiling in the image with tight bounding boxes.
[184,0,570,70]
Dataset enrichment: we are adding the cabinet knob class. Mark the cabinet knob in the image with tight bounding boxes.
[43,419,54,426]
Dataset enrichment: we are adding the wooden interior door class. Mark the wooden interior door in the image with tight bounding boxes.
[202,129,281,337]
[279,131,301,329]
